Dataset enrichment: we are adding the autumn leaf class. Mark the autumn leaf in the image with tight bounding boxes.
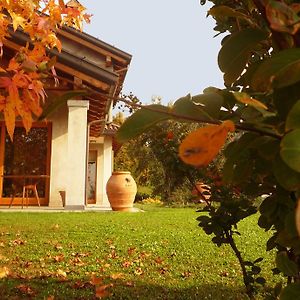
[0,266,9,278]
[9,12,26,31]
[95,284,113,299]
[233,92,268,110]
[122,260,132,268]
[90,274,103,286]
[179,120,235,167]
[110,273,124,280]
[53,254,64,262]
[56,269,67,279]
[154,257,164,265]
[16,284,36,296]
[127,247,136,255]
[134,267,144,276]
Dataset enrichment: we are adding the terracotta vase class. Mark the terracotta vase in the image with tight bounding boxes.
[106,171,137,211]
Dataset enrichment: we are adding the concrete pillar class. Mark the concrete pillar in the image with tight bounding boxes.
[65,100,89,210]
[100,136,113,207]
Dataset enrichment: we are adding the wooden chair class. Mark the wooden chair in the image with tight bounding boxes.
[9,180,40,208]
[22,183,40,208]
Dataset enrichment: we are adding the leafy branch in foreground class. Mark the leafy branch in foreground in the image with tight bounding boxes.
[117,0,300,298]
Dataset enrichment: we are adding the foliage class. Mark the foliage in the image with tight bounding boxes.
[116,119,205,202]
[0,211,278,299]
[0,0,90,139]
[117,0,300,298]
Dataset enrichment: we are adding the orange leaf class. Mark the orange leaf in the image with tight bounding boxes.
[95,284,112,299]
[179,120,235,167]
[90,274,103,286]
[233,92,268,110]
[0,95,5,112]
[4,96,16,141]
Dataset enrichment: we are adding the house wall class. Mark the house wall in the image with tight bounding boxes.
[48,105,114,208]
[89,136,113,207]
[48,105,69,207]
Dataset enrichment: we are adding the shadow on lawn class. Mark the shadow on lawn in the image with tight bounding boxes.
[0,277,253,300]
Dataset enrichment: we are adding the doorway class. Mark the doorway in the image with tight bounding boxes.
[87,150,97,204]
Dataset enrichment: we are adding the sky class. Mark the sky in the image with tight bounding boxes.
[80,0,224,105]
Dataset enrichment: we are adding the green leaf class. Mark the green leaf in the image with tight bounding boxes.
[257,137,280,160]
[191,93,223,119]
[280,129,300,172]
[218,28,268,85]
[273,154,300,191]
[280,283,300,300]
[252,48,300,92]
[208,5,253,21]
[38,90,87,121]
[286,100,300,131]
[219,90,236,111]
[284,212,298,239]
[116,105,170,143]
[276,251,298,276]
[172,94,213,122]
[259,196,277,218]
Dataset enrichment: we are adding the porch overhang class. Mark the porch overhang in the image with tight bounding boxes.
[4,27,132,137]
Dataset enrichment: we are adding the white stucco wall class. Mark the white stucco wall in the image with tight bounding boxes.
[48,103,113,209]
[89,136,113,207]
[48,105,68,207]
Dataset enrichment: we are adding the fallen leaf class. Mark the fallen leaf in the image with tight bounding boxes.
[125,281,134,287]
[0,266,9,278]
[110,273,124,280]
[154,257,164,265]
[159,267,168,275]
[11,239,26,246]
[134,267,143,276]
[16,284,36,296]
[220,271,229,277]
[54,244,63,250]
[95,284,113,299]
[56,269,67,280]
[53,254,64,262]
[107,250,118,259]
[181,271,192,278]
[127,247,136,255]
[122,260,132,268]
[90,274,103,286]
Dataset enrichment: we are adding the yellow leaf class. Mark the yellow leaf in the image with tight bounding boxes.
[0,267,9,278]
[9,12,26,31]
[233,92,268,110]
[110,273,124,280]
[56,269,67,278]
[179,120,235,167]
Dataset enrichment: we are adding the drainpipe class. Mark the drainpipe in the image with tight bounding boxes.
[85,118,107,206]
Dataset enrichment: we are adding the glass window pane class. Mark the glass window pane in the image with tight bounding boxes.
[2,127,48,198]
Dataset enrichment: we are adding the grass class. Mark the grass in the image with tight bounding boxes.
[0,205,282,299]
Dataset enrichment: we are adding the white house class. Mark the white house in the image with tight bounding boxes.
[0,26,131,209]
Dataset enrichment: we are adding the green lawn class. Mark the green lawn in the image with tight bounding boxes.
[0,205,281,299]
